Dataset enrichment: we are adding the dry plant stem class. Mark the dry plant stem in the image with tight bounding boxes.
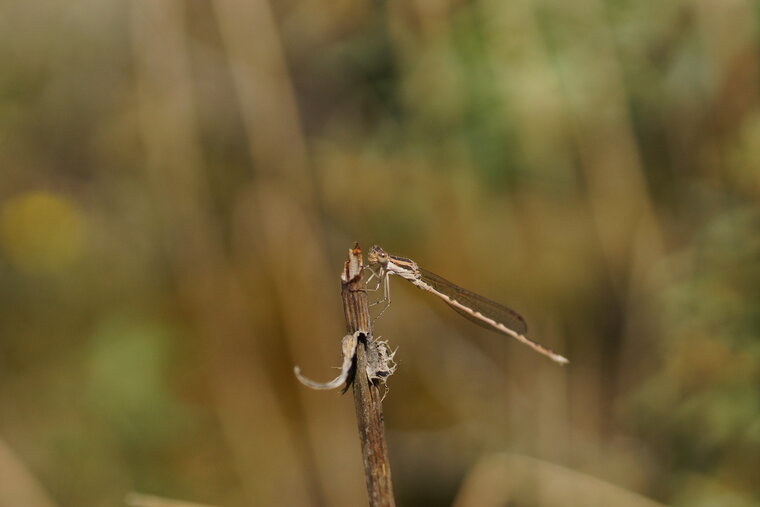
[341,244,396,507]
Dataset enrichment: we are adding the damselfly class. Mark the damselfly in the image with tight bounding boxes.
[366,245,568,364]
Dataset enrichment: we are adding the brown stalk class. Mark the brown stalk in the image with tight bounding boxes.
[341,244,396,507]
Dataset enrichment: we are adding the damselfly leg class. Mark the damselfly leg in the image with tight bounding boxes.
[372,273,392,320]
[363,265,384,292]
[364,266,392,320]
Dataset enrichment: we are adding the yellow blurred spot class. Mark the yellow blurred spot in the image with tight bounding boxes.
[1,191,86,274]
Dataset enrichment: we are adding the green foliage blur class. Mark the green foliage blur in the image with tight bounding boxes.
[1,1,759,506]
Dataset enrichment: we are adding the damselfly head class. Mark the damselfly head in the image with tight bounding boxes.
[368,245,389,265]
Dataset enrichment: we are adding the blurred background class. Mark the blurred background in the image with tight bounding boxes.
[1,0,759,506]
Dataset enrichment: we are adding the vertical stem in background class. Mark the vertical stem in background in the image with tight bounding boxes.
[341,245,395,507]
[214,0,370,501]
[0,438,57,507]
[212,0,313,201]
[130,2,316,505]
